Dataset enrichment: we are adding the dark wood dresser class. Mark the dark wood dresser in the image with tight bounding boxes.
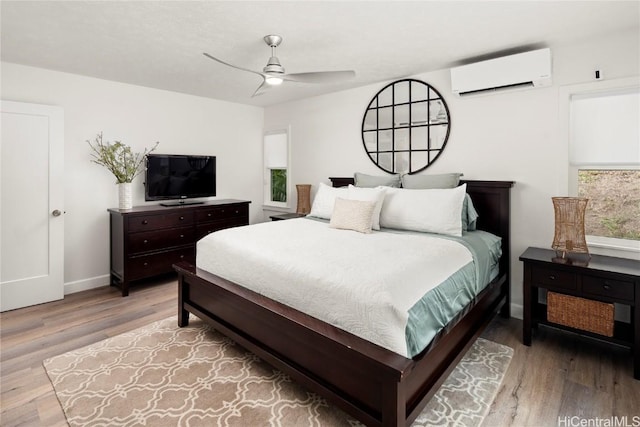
[109,199,250,296]
[520,247,639,379]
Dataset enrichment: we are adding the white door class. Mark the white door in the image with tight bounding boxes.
[1,101,64,311]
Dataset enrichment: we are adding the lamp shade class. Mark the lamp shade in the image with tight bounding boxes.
[552,197,589,257]
[296,184,311,215]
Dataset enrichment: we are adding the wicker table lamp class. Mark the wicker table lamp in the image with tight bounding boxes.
[296,184,311,215]
[551,197,589,261]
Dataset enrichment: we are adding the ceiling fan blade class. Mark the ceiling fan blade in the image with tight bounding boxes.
[203,52,265,78]
[251,79,273,98]
[282,70,356,84]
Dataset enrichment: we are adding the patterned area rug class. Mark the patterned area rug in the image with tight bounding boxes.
[44,316,512,427]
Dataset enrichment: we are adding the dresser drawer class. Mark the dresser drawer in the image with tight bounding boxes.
[582,275,635,303]
[128,226,194,254]
[128,211,194,232]
[195,203,248,223]
[531,265,577,291]
[195,218,247,240]
[127,247,195,280]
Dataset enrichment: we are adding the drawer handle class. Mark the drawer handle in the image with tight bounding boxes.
[603,283,611,290]
[180,234,184,238]
[143,239,148,244]
[143,262,148,266]
[235,210,239,214]
[179,216,184,220]
[221,210,225,214]
[548,275,556,281]
[142,220,148,225]
[207,213,212,217]
[180,255,184,259]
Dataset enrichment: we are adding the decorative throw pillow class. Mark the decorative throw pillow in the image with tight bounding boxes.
[401,173,463,189]
[354,172,401,188]
[379,184,467,236]
[329,198,376,234]
[347,185,386,230]
[308,182,348,220]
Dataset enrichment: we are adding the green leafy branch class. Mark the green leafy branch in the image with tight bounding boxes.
[271,169,287,202]
[88,132,158,183]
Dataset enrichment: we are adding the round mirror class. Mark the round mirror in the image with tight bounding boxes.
[361,79,451,174]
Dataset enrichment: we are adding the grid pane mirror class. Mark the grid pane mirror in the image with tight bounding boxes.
[361,79,451,174]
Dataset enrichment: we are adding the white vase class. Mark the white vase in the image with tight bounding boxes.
[118,182,133,210]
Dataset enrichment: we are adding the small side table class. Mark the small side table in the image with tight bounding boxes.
[269,213,306,221]
[520,246,639,379]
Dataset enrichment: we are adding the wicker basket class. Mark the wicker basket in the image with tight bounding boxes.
[547,291,614,337]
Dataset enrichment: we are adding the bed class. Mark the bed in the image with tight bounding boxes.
[174,178,513,427]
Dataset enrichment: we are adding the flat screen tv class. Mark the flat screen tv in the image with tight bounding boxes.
[145,154,216,206]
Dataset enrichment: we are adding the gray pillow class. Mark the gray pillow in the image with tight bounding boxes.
[401,173,463,189]
[462,194,479,231]
[354,172,401,188]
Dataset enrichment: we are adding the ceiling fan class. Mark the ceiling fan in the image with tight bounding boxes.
[203,35,356,97]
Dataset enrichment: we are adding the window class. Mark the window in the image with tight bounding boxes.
[263,130,290,208]
[569,86,639,249]
[578,170,640,240]
[270,169,287,202]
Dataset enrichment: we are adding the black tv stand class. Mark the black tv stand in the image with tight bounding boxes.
[160,200,205,207]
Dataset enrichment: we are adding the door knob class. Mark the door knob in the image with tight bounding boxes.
[52,209,62,217]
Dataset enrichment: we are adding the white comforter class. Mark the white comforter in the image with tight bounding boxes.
[196,218,473,357]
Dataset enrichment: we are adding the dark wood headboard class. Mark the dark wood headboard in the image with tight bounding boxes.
[328,177,514,288]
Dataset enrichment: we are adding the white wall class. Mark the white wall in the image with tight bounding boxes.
[1,62,264,293]
[1,28,637,307]
[264,29,640,318]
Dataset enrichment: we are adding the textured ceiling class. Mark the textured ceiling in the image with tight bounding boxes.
[1,1,638,107]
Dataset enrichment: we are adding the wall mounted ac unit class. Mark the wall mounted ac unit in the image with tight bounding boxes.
[451,48,552,97]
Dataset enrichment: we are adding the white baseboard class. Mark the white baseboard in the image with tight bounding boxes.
[510,303,523,320]
[64,275,110,295]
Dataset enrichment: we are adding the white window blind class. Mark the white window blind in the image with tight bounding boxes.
[569,89,640,166]
[263,130,290,207]
[264,132,288,168]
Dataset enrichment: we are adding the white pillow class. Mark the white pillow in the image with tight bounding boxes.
[329,198,376,234]
[308,182,348,220]
[379,184,467,236]
[347,185,386,230]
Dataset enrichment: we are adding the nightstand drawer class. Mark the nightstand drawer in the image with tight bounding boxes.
[531,266,577,291]
[582,275,634,302]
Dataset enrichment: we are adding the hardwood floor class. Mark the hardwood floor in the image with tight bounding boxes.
[482,316,640,426]
[1,277,638,426]
[1,277,176,427]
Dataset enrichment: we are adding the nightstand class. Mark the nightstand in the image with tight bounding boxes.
[520,247,640,379]
[269,213,306,221]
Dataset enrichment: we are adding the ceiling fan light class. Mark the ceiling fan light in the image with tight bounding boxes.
[265,76,283,85]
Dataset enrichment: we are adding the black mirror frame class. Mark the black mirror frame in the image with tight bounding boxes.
[361,78,451,174]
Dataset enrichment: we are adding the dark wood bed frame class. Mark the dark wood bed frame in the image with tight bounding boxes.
[174,178,513,427]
